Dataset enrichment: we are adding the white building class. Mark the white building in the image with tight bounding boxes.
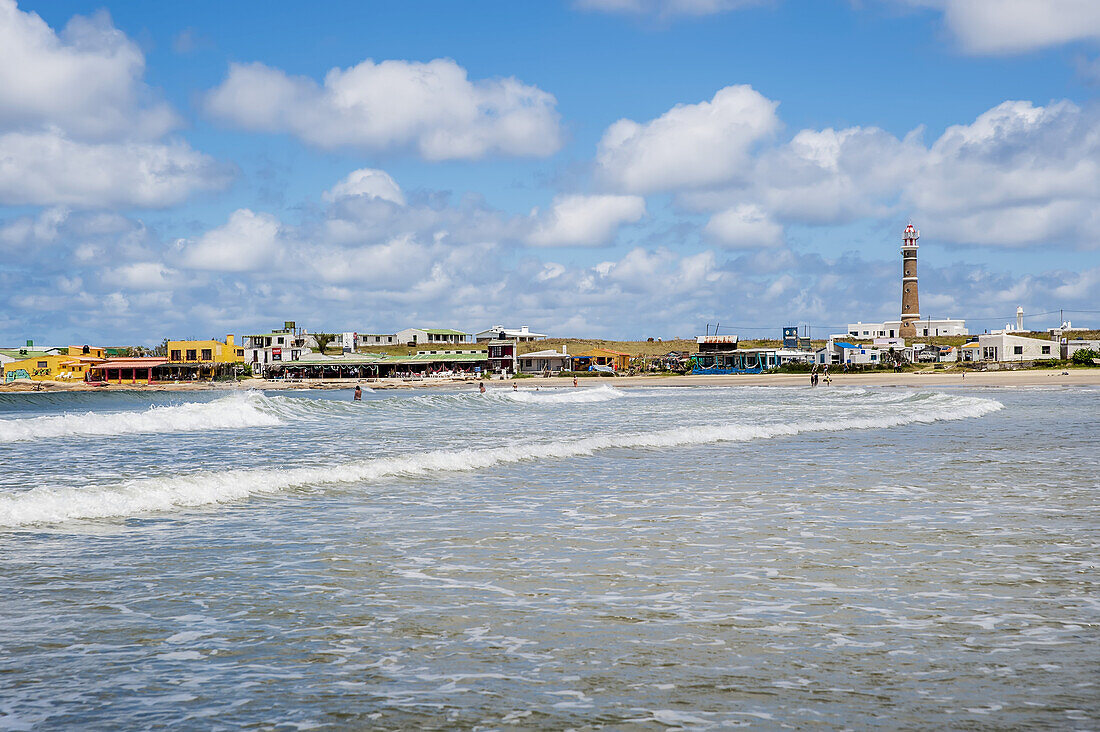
[817,340,885,366]
[1063,339,1100,360]
[474,325,547,343]
[242,327,310,374]
[517,347,572,374]
[961,333,1055,362]
[396,328,472,346]
[334,332,399,351]
[848,318,966,339]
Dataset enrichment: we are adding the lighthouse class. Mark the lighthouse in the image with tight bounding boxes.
[899,222,920,339]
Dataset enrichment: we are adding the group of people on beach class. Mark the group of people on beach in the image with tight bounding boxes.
[810,363,831,387]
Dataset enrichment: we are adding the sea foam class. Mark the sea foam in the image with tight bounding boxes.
[500,385,626,404]
[0,391,282,443]
[0,393,1003,527]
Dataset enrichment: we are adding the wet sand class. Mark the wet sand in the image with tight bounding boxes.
[3,368,1098,393]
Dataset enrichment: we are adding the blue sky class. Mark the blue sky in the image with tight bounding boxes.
[2,0,1098,345]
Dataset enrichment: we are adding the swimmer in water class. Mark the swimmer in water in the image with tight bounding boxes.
[479,382,486,394]
[513,383,518,391]
[353,385,362,401]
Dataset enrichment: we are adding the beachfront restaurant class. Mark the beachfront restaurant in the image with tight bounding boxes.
[571,348,631,372]
[89,357,170,384]
[691,347,810,374]
[267,351,489,380]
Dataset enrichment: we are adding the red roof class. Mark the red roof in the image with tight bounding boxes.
[91,358,168,369]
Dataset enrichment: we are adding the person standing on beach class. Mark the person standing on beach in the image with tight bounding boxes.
[573,376,578,387]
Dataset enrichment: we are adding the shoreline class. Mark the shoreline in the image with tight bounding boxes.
[2,368,1098,394]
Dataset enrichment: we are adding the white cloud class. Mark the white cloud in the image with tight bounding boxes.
[0,0,176,139]
[178,209,282,272]
[204,58,562,160]
[910,100,1100,247]
[0,131,229,208]
[704,204,783,247]
[925,0,1100,55]
[322,168,405,205]
[673,95,1100,249]
[597,85,778,193]
[106,262,177,291]
[0,2,229,208]
[527,194,646,247]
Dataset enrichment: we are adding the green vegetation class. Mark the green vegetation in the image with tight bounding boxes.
[1072,348,1100,365]
[312,333,337,355]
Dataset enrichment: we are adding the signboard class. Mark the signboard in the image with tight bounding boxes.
[272,347,282,361]
[284,321,295,331]
[782,327,798,348]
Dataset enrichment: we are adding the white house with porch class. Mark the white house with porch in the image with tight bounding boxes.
[396,328,472,345]
[474,325,547,343]
[961,333,1055,362]
[517,347,572,374]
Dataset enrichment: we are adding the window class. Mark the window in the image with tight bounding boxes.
[1042,346,1051,355]
[186,349,197,360]
[170,350,181,361]
[201,349,213,360]
[237,349,244,357]
[277,337,284,345]
[37,361,47,368]
[1013,346,1023,355]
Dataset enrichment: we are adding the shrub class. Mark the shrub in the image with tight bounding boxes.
[1071,348,1100,365]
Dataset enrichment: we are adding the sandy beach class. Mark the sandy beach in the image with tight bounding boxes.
[3,368,1098,393]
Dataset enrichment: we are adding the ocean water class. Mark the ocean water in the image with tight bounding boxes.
[0,384,1096,729]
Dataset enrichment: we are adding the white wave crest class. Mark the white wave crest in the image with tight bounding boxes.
[0,393,1002,527]
[0,391,281,443]
[500,385,626,404]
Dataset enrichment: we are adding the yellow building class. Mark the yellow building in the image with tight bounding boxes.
[167,335,244,364]
[67,345,107,359]
[2,354,103,382]
[574,348,632,372]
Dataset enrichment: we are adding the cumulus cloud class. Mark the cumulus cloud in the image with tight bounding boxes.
[597,85,778,193]
[527,194,646,247]
[322,168,405,205]
[704,204,783,247]
[894,0,1100,55]
[909,100,1100,247]
[0,131,229,208]
[177,209,283,272]
[204,58,562,160]
[0,2,229,208]
[0,0,176,139]
[664,93,1100,249]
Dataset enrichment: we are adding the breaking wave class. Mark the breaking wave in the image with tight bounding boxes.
[0,393,1002,527]
[0,391,283,443]
[499,385,626,404]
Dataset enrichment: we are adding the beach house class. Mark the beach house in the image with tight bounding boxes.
[487,340,518,374]
[474,325,547,343]
[517,347,572,375]
[573,348,631,372]
[396,328,472,346]
[962,333,1056,362]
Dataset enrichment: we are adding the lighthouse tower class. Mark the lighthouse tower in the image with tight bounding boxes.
[899,222,920,338]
